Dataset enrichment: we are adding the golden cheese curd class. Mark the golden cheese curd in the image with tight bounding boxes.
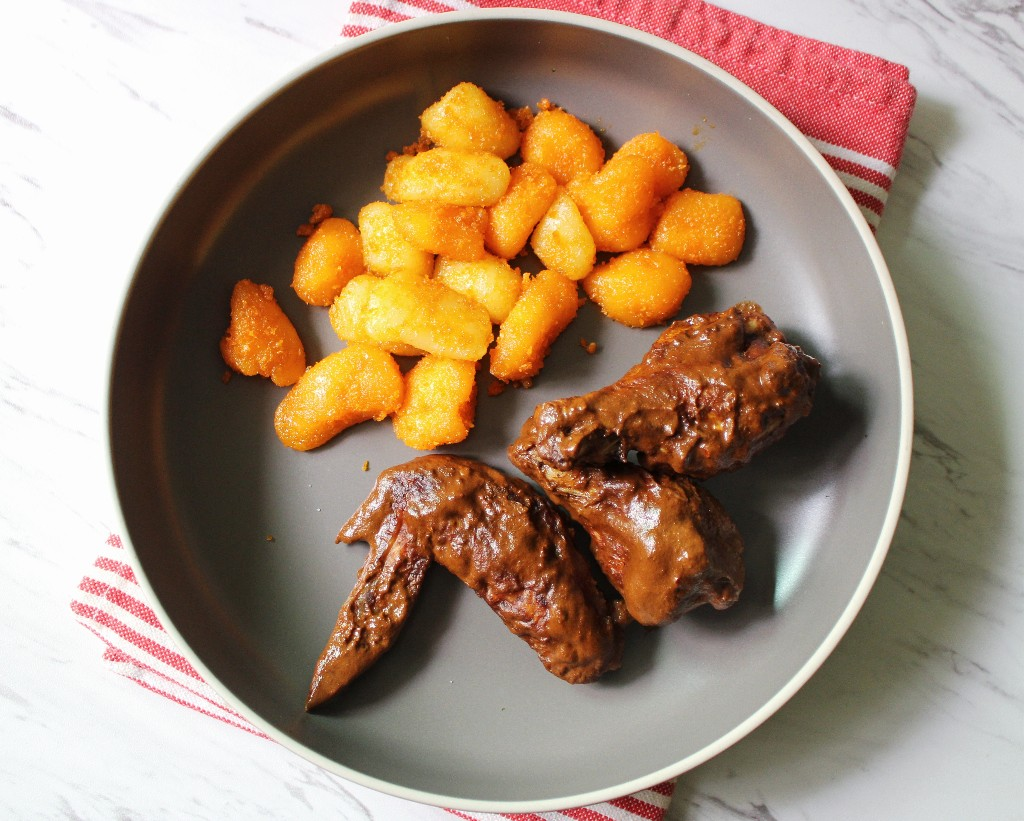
[328,275,424,357]
[519,106,605,186]
[273,343,403,451]
[291,217,364,307]
[612,132,690,197]
[567,155,659,253]
[358,202,434,279]
[220,279,306,387]
[485,162,558,259]
[382,147,511,207]
[419,81,521,159]
[530,189,597,281]
[490,268,579,383]
[434,254,523,325]
[362,272,494,362]
[392,355,478,450]
[650,188,746,266]
[582,248,692,328]
[390,201,489,261]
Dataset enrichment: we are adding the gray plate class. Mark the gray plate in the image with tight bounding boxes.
[106,10,913,812]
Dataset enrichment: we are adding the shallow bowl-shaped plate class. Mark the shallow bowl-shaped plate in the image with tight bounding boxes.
[107,9,912,812]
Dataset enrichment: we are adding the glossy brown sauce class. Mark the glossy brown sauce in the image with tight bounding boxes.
[524,462,744,626]
[309,303,820,707]
[509,302,819,626]
[307,455,623,710]
[511,301,821,480]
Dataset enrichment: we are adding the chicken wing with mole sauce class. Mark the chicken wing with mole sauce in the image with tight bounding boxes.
[306,454,623,711]
[506,458,744,626]
[508,302,818,626]
[512,301,821,481]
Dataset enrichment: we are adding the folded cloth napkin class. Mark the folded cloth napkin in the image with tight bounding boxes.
[72,535,268,738]
[76,4,915,818]
[343,0,917,230]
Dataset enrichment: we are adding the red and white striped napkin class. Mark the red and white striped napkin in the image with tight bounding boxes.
[71,535,269,738]
[77,4,915,819]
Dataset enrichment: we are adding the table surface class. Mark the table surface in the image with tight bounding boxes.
[3,0,1023,818]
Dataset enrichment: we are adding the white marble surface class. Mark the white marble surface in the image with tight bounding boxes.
[2,0,1023,818]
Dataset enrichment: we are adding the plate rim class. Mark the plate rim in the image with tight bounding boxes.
[103,8,915,812]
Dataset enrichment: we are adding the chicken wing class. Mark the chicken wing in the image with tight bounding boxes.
[508,302,816,625]
[510,301,821,480]
[507,457,743,626]
[305,517,432,710]
[306,454,623,710]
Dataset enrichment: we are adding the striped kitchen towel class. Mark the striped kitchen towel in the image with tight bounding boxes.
[71,534,268,738]
[342,0,917,230]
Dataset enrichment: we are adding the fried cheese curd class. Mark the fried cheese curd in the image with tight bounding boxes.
[292,217,363,306]
[358,202,434,279]
[390,201,489,260]
[392,356,478,449]
[220,279,306,387]
[614,132,690,197]
[490,268,580,383]
[583,248,692,328]
[355,272,494,362]
[650,188,746,266]
[485,162,558,259]
[530,189,597,281]
[274,343,403,451]
[327,274,425,357]
[382,147,511,207]
[419,80,521,159]
[434,254,522,324]
[224,82,748,450]
[520,103,605,185]
[567,155,659,254]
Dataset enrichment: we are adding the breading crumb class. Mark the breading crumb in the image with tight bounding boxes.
[403,134,434,155]
[296,203,333,236]
[511,105,534,131]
